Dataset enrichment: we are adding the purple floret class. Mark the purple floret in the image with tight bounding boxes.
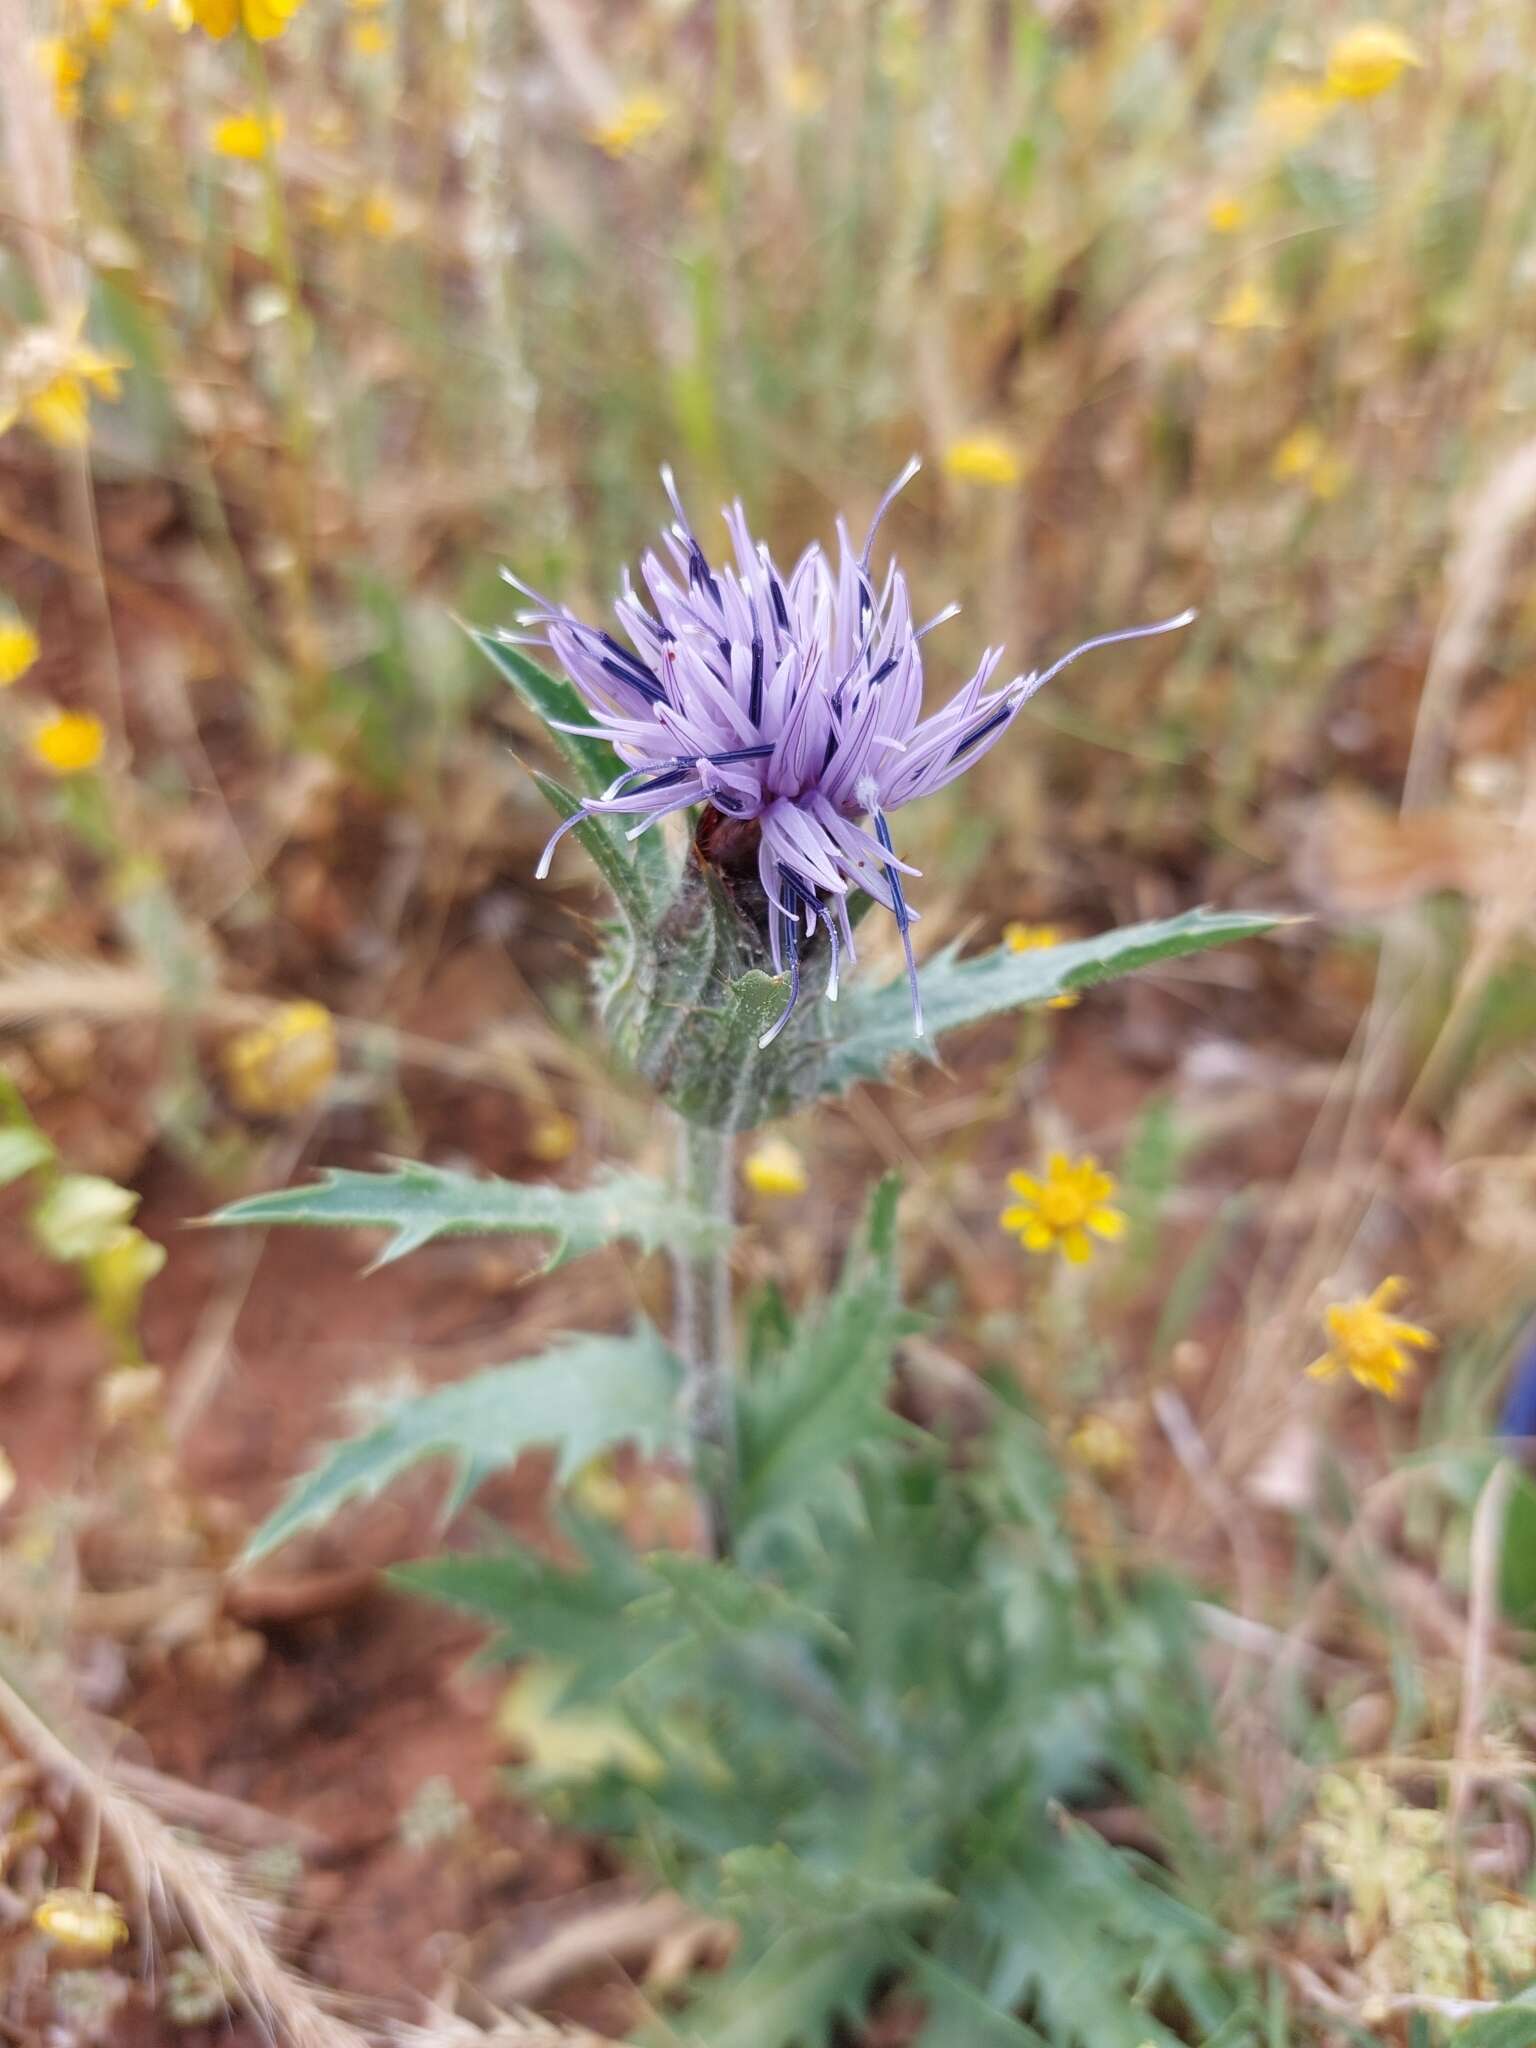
[501,463,1193,1047]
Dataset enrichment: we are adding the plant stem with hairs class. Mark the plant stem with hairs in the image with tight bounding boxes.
[672,1112,736,1554]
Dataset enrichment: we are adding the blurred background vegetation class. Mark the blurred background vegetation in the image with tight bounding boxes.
[5,0,1536,2041]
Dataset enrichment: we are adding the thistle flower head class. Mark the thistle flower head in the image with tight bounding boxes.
[506,466,1192,1047]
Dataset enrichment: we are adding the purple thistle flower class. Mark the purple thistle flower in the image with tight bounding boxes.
[503,463,1193,1049]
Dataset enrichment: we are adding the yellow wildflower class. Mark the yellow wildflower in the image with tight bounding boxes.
[33,1888,129,1955]
[0,1447,14,1509]
[1000,1152,1126,1266]
[0,615,39,686]
[784,64,827,117]
[348,17,391,55]
[1325,24,1425,101]
[527,1110,578,1164]
[1272,425,1348,500]
[359,186,401,238]
[1212,278,1285,331]
[742,1135,809,1200]
[212,109,283,159]
[1306,1277,1434,1399]
[1256,83,1333,147]
[31,710,106,776]
[1067,1411,1135,1478]
[1,328,125,451]
[186,0,304,38]
[590,91,670,159]
[1003,921,1080,1006]
[35,35,86,117]
[1206,192,1250,234]
[223,999,338,1116]
[943,434,1023,488]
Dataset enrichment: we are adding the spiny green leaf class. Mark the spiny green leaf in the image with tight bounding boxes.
[471,628,674,911]
[821,906,1290,1095]
[206,1160,727,1272]
[244,1328,685,1562]
[648,1928,888,2048]
[625,1554,848,1651]
[736,1175,912,1541]
[720,1843,950,1929]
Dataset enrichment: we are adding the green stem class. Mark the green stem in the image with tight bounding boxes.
[671,1112,736,1552]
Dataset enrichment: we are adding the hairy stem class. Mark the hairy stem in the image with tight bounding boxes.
[672,1112,736,1551]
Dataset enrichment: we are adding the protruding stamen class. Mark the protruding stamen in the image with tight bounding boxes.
[871,807,924,1038]
[861,455,921,569]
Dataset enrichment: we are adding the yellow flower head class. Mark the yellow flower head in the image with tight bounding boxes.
[1067,1411,1135,1478]
[31,709,106,775]
[223,999,338,1116]
[35,34,87,116]
[943,434,1023,488]
[590,91,670,159]
[360,186,401,238]
[784,64,827,117]
[348,17,391,55]
[1325,24,1425,101]
[525,1110,577,1164]
[1272,424,1348,500]
[0,615,39,686]
[34,1888,129,1955]
[1,326,125,451]
[742,1135,809,1199]
[187,0,304,36]
[1306,1276,1435,1398]
[1001,1152,1125,1266]
[1213,278,1285,331]
[1206,191,1250,235]
[212,109,283,159]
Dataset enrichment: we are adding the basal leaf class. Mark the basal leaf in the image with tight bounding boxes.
[243,1327,685,1561]
[821,907,1289,1094]
[207,1160,727,1272]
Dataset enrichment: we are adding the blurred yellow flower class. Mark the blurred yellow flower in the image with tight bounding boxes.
[943,434,1022,488]
[0,615,40,686]
[1000,1152,1125,1265]
[1306,1276,1434,1398]
[742,1135,809,1199]
[360,186,402,238]
[1325,23,1425,101]
[1067,1411,1135,1477]
[1206,192,1250,234]
[1256,83,1332,147]
[527,1110,578,1164]
[1212,278,1284,331]
[590,91,670,158]
[223,999,338,1116]
[348,17,390,55]
[34,1888,129,1955]
[212,109,283,159]
[0,328,125,451]
[784,64,826,116]
[104,83,140,119]
[31,709,106,775]
[34,35,86,117]
[1272,424,1348,500]
[0,1446,13,1509]
[187,0,304,38]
